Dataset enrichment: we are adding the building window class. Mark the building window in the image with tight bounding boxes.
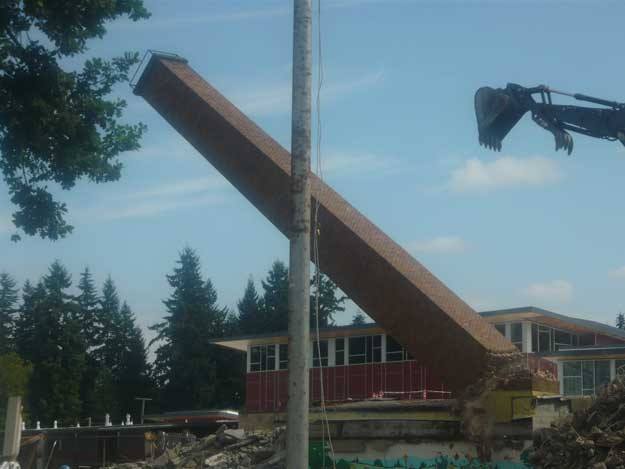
[313,340,328,367]
[386,335,412,362]
[616,360,625,377]
[250,344,275,372]
[335,338,345,366]
[349,336,366,364]
[349,335,382,364]
[386,336,404,362]
[532,323,581,353]
[554,329,575,350]
[562,360,611,396]
[510,323,523,350]
[494,324,506,336]
[279,344,288,370]
[562,361,582,396]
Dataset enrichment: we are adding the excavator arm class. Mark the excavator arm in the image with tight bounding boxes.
[475,83,625,154]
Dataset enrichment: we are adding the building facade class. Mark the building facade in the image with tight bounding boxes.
[214,306,625,412]
[482,307,625,397]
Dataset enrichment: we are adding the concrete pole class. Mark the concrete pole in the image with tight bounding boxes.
[287,0,312,467]
[2,396,22,462]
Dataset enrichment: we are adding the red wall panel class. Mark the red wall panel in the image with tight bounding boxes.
[245,361,451,413]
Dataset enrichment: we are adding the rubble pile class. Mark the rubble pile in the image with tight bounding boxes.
[456,352,528,461]
[530,375,625,469]
[108,425,285,469]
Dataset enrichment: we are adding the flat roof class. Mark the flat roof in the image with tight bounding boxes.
[213,306,625,351]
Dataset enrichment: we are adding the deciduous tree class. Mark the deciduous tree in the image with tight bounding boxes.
[1,0,149,240]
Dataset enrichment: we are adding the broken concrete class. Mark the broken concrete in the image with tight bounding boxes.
[105,426,285,469]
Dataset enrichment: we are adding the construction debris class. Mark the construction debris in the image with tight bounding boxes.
[106,425,285,469]
[529,374,625,468]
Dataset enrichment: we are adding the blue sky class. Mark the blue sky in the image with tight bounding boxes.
[2,0,625,343]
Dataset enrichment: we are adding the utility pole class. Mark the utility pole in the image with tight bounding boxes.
[2,396,22,463]
[287,0,312,467]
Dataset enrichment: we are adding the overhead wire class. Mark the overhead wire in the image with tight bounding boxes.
[312,0,336,466]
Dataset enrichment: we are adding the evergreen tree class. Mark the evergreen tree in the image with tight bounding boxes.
[237,277,262,334]
[310,273,347,329]
[115,302,154,417]
[0,273,18,354]
[351,312,368,326]
[260,260,289,333]
[77,267,102,418]
[28,261,85,425]
[14,280,43,363]
[77,268,101,348]
[618,313,625,330]
[151,247,232,410]
[93,276,123,420]
[96,276,121,370]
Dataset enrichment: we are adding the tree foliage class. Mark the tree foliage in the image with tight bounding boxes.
[311,273,346,329]
[151,247,240,410]
[617,313,625,330]
[237,277,262,335]
[26,261,85,424]
[351,311,368,326]
[0,272,18,353]
[0,0,149,240]
[260,260,289,333]
[0,352,32,426]
[10,262,151,425]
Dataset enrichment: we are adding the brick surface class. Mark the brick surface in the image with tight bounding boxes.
[134,55,516,391]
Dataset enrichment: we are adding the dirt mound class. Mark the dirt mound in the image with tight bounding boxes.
[530,374,625,469]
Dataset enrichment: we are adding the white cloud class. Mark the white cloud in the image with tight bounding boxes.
[75,176,229,222]
[229,83,291,117]
[407,236,467,255]
[449,156,562,193]
[0,218,12,234]
[128,137,197,161]
[522,280,573,304]
[228,69,385,118]
[610,266,625,279]
[316,151,395,177]
[112,6,289,29]
[96,194,226,221]
[126,176,227,199]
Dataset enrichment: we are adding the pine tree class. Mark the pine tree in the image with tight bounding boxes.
[77,267,102,418]
[260,260,289,333]
[77,268,101,348]
[352,312,368,326]
[93,276,123,420]
[151,247,232,410]
[28,261,85,425]
[97,276,121,370]
[237,277,262,334]
[0,273,18,354]
[115,302,154,417]
[14,281,43,363]
[617,313,625,330]
[310,273,347,329]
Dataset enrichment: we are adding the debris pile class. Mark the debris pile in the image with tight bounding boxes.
[108,425,285,469]
[530,374,625,469]
[456,352,528,461]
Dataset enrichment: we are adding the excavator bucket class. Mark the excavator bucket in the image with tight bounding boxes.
[475,87,527,151]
